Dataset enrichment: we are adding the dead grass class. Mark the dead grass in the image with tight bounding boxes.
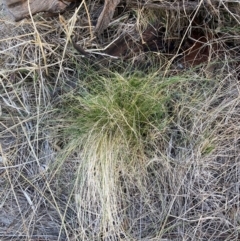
[0,1,240,240]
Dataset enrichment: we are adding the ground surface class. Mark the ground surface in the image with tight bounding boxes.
[0,1,240,241]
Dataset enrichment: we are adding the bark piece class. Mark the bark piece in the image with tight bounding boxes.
[3,0,68,21]
[95,0,121,35]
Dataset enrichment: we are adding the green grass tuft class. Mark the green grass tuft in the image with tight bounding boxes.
[64,73,186,162]
[59,71,216,238]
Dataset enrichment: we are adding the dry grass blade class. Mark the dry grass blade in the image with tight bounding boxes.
[0,0,240,241]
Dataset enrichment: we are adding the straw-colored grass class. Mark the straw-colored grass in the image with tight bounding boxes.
[0,0,240,240]
[60,71,221,239]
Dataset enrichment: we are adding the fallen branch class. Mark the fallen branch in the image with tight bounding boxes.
[95,0,121,34]
[3,0,69,21]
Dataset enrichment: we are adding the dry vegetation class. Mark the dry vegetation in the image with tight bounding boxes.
[0,0,240,240]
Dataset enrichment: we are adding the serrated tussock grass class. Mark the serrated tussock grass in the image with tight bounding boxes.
[1,0,240,239]
[67,73,173,158]
[61,71,215,239]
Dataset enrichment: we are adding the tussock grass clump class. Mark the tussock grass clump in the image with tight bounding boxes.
[66,73,173,160]
[1,0,240,240]
[62,72,216,239]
